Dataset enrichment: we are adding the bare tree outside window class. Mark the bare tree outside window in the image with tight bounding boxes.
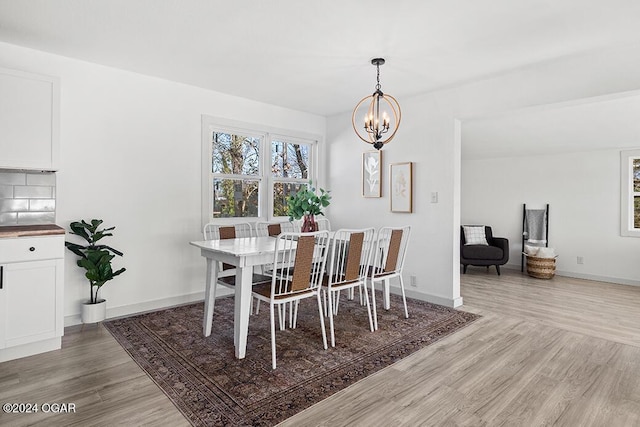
[212,132,260,218]
[205,120,316,222]
[272,140,310,216]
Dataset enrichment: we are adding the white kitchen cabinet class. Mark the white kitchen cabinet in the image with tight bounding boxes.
[0,67,60,171]
[0,233,65,362]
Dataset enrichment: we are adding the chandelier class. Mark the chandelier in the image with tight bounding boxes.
[352,58,401,150]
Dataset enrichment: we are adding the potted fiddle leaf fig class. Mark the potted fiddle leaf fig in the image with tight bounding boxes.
[287,181,331,232]
[65,219,126,323]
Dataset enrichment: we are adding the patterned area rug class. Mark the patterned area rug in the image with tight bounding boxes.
[104,293,479,426]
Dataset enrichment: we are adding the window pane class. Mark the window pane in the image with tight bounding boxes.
[273,182,305,217]
[635,196,640,229]
[213,178,259,218]
[271,140,309,179]
[212,132,260,176]
[634,158,640,192]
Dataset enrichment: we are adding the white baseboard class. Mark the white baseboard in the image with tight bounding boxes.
[0,337,61,363]
[63,285,467,328]
[553,270,640,287]
[405,288,463,308]
[391,286,463,308]
[64,290,217,327]
[503,262,640,287]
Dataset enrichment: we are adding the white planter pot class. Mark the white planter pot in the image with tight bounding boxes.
[81,299,107,323]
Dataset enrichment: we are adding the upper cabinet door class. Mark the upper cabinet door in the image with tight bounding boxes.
[0,67,60,171]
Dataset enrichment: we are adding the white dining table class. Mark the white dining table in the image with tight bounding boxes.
[190,236,279,359]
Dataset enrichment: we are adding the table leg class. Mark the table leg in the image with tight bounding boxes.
[234,266,253,359]
[203,258,219,337]
[383,278,391,310]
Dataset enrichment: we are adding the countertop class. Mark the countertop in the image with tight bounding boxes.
[0,224,66,238]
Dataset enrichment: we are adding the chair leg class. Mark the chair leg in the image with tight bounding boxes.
[496,265,501,275]
[462,264,467,274]
[398,275,409,319]
[288,301,294,328]
[347,287,354,300]
[277,305,285,330]
[270,303,277,370]
[328,289,336,347]
[292,300,299,328]
[362,282,374,332]
[317,293,328,350]
[322,289,328,317]
[370,278,379,331]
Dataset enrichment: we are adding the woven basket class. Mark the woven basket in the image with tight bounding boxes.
[526,256,556,279]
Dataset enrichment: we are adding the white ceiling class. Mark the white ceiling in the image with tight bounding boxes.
[2,0,640,117]
[2,0,640,158]
[462,92,640,159]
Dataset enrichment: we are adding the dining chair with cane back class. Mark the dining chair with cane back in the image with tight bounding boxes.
[323,227,376,347]
[251,230,330,369]
[203,222,253,241]
[368,225,411,330]
[253,220,300,323]
[202,222,267,317]
[254,220,300,237]
[315,217,331,231]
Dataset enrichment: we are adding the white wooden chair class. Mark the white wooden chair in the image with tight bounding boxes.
[202,222,265,318]
[368,225,411,330]
[251,230,330,369]
[254,220,299,237]
[323,227,376,347]
[203,222,253,240]
[315,217,331,231]
[253,220,300,322]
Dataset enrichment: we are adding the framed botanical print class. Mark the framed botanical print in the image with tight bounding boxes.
[362,151,381,197]
[390,162,413,213]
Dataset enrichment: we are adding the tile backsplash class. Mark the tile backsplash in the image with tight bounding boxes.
[0,170,56,225]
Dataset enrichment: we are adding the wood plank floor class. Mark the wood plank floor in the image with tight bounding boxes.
[1,269,639,426]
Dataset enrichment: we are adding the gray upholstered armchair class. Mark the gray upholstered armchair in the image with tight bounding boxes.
[460,225,509,275]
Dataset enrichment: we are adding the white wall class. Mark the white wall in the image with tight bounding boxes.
[462,149,640,285]
[0,42,326,324]
[327,94,460,307]
[327,45,640,307]
[5,40,640,319]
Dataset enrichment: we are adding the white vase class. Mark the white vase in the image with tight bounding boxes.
[81,299,107,323]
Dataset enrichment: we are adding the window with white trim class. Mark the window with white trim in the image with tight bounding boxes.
[271,136,312,217]
[201,117,318,224]
[620,149,640,237]
[210,130,262,218]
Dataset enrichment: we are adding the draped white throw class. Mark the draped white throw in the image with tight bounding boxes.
[524,209,547,246]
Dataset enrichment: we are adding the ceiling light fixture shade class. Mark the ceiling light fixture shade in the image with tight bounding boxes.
[352,58,401,150]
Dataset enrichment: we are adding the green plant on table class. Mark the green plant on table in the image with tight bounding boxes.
[65,219,126,304]
[286,181,331,221]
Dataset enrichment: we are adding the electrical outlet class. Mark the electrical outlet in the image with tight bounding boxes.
[410,275,417,287]
[430,192,438,203]
[577,256,584,265]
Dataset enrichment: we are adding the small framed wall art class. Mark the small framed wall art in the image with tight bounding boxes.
[390,162,413,213]
[362,151,381,198]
